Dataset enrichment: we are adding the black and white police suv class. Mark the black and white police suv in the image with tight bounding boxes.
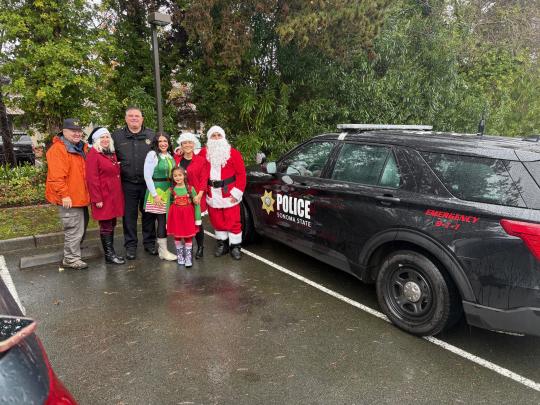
[241,124,540,337]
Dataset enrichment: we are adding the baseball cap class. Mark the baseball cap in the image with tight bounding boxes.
[62,118,83,130]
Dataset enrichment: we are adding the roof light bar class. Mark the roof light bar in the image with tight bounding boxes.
[337,124,433,131]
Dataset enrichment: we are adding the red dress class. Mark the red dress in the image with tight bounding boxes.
[167,186,200,238]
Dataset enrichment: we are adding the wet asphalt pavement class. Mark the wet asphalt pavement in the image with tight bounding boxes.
[4,234,540,405]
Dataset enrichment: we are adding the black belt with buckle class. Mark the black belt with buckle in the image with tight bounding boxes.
[208,175,236,193]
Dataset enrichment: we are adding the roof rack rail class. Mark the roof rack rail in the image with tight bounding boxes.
[337,124,433,131]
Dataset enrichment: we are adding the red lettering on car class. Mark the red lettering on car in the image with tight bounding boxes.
[425,209,479,224]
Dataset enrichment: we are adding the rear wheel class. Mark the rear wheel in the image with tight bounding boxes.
[376,250,461,336]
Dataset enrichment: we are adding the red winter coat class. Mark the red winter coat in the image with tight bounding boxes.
[173,148,208,213]
[85,148,125,220]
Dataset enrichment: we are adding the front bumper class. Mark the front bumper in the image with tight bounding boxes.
[463,301,540,337]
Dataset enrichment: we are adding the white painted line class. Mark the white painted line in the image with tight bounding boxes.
[205,231,540,393]
[424,336,540,392]
[0,255,26,314]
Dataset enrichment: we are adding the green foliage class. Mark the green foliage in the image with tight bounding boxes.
[277,0,391,61]
[121,86,178,134]
[94,0,182,134]
[0,0,103,133]
[1,0,538,166]
[0,164,47,207]
[182,0,539,164]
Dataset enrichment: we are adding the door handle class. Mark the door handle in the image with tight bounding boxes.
[375,195,400,205]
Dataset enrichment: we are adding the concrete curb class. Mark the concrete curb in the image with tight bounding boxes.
[19,246,103,270]
[0,228,101,254]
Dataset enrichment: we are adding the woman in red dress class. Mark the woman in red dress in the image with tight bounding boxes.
[85,127,125,265]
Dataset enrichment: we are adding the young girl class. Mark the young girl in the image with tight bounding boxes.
[167,166,201,267]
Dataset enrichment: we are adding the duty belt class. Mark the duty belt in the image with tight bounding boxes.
[208,175,236,193]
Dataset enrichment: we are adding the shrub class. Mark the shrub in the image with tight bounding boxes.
[0,164,47,207]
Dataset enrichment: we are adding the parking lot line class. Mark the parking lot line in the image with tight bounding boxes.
[0,255,25,314]
[205,231,540,393]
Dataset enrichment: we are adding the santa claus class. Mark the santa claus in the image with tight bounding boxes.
[203,125,246,260]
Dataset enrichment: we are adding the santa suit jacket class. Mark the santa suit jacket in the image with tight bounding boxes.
[203,147,247,209]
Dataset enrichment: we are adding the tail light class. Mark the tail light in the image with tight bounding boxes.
[37,339,78,405]
[500,219,540,261]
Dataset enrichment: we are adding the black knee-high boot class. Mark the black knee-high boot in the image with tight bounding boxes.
[101,234,125,265]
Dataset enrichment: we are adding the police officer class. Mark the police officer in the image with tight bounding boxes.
[112,107,156,260]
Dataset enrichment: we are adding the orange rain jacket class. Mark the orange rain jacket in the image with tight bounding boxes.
[45,136,90,207]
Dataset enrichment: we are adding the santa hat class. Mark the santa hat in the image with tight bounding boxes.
[91,127,110,144]
[207,125,226,139]
[175,131,202,154]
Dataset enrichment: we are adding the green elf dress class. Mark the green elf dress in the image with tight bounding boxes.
[143,151,174,214]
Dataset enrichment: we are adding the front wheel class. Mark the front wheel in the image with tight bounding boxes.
[376,250,461,336]
[240,202,258,245]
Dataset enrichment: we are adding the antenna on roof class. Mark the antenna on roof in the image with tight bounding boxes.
[522,135,540,143]
[477,107,486,136]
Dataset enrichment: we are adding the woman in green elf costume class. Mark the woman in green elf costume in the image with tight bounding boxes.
[143,132,177,260]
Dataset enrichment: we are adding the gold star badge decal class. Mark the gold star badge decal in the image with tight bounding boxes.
[261,190,275,215]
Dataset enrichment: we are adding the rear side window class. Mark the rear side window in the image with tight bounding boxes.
[524,161,540,187]
[422,152,525,207]
[331,143,400,187]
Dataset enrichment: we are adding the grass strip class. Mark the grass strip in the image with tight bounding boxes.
[0,205,98,240]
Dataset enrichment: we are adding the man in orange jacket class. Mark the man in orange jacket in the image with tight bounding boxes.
[45,118,90,269]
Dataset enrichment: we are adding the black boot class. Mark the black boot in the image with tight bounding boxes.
[111,229,124,260]
[101,234,125,265]
[125,249,136,260]
[195,228,204,259]
[214,239,229,257]
[195,246,204,259]
[230,243,242,260]
[144,244,158,255]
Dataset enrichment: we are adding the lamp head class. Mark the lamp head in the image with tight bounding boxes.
[148,12,171,26]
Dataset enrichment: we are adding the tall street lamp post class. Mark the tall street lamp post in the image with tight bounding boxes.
[148,12,171,134]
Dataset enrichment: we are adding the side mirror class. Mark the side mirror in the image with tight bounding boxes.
[0,316,37,353]
[256,152,267,164]
[266,161,277,174]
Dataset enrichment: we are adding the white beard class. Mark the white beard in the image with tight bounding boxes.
[207,138,231,167]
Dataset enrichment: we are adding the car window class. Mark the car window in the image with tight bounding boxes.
[422,152,525,207]
[379,153,400,188]
[524,161,540,188]
[331,143,400,187]
[0,134,31,144]
[279,141,334,177]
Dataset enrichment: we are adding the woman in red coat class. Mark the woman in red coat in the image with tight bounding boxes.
[86,127,125,265]
[173,132,207,259]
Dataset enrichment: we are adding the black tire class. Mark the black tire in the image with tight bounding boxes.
[376,250,461,336]
[240,202,258,245]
